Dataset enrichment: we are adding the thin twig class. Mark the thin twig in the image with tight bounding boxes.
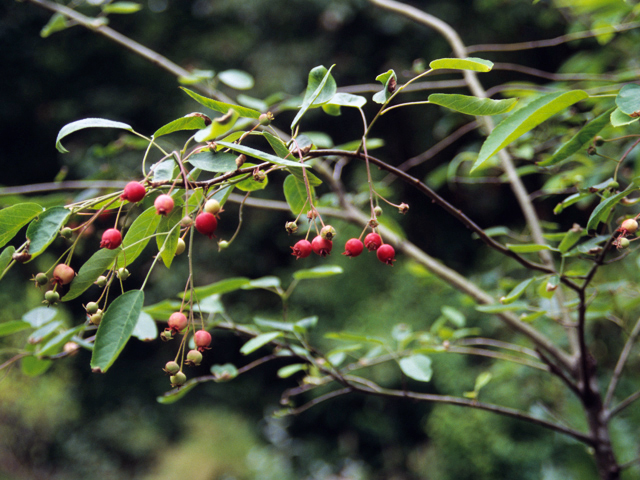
[604,316,640,409]
[608,390,640,419]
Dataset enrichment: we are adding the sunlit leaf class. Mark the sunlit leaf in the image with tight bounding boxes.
[0,203,44,249]
[616,83,640,115]
[587,186,639,231]
[429,57,493,72]
[40,12,68,38]
[428,94,517,116]
[500,278,533,304]
[22,307,57,327]
[180,87,261,119]
[277,364,306,378]
[186,277,250,299]
[291,65,337,128]
[153,114,209,138]
[373,69,396,104]
[292,265,343,280]
[240,332,282,355]
[25,206,70,260]
[132,311,157,341]
[217,142,304,168]
[506,243,556,253]
[102,2,142,14]
[399,354,433,382]
[218,69,255,90]
[283,174,314,215]
[56,118,134,153]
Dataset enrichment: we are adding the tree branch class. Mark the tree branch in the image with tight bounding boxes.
[604,316,640,409]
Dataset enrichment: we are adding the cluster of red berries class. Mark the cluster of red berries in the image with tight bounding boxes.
[614,217,639,249]
[291,231,396,265]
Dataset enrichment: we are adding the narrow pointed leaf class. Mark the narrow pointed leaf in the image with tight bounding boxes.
[102,2,142,13]
[187,151,238,172]
[38,325,86,357]
[500,278,533,304]
[56,118,134,153]
[539,108,614,166]
[0,320,31,337]
[286,166,322,187]
[292,265,343,280]
[277,364,306,378]
[117,206,161,267]
[242,276,281,290]
[157,382,199,404]
[263,131,292,158]
[153,114,209,138]
[90,290,144,373]
[63,248,120,301]
[40,12,68,38]
[156,208,182,268]
[506,243,556,253]
[283,174,314,215]
[429,57,493,72]
[216,141,304,168]
[476,302,529,313]
[185,277,250,299]
[0,246,15,277]
[240,332,282,355]
[291,65,336,129]
[399,354,433,382]
[180,87,260,119]
[25,206,70,260]
[554,192,592,215]
[428,94,517,116]
[194,109,240,142]
[473,90,589,172]
[558,227,586,253]
[0,203,44,249]
[324,332,385,345]
[587,187,639,231]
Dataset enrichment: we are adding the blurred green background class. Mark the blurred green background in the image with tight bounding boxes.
[2,0,640,479]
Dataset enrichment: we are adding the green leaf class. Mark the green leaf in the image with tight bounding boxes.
[286,165,322,187]
[476,302,529,313]
[0,203,44,249]
[102,2,142,13]
[40,12,68,38]
[291,65,337,129]
[22,355,52,377]
[506,243,556,253]
[474,372,492,391]
[38,325,85,357]
[63,248,119,301]
[0,320,30,337]
[292,265,343,280]
[500,278,534,304]
[90,290,145,373]
[25,206,70,260]
[157,382,199,404]
[277,364,307,378]
[441,306,465,327]
[186,277,250,299]
[178,69,215,85]
[210,363,239,381]
[263,132,292,159]
[22,307,57,327]
[117,206,162,268]
[152,159,176,183]
[156,208,182,268]
[558,227,586,253]
[180,87,261,119]
[218,69,255,90]
[56,118,134,153]
[29,320,63,344]
[0,246,15,277]
[610,107,639,127]
[428,94,517,116]
[616,83,640,115]
[473,90,589,172]
[240,332,282,355]
[399,354,433,382]
[334,138,384,151]
[587,187,639,231]
[253,316,317,333]
[216,141,305,168]
[283,174,314,215]
[132,311,158,341]
[539,108,614,166]
[554,192,593,215]
[187,151,238,172]
[372,69,397,104]
[429,57,493,72]
[324,332,385,345]
[236,165,269,192]
[193,294,224,315]
[194,109,240,142]
[242,276,282,290]
[153,114,209,138]
[326,92,367,112]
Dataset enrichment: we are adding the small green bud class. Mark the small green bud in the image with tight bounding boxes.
[90,310,103,325]
[35,273,49,286]
[61,227,73,239]
[175,237,186,256]
[96,275,108,288]
[117,268,130,280]
[86,302,100,314]
[164,361,180,375]
[170,371,187,386]
[258,112,274,126]
[374,206,383,217]
[44,290,60,304]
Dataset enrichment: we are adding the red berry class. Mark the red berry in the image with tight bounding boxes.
[154,194,174,216]
[168,312,188,333]
[376,244,396,266]
[195,212,218,238]
[52,264,75,285]
[311,236,332,257]
[342,238,364,258]
[291,239,312,259]
[194,330,212,352]
[100,228,122,249]
[120,182,146,203]
[364,233,382,251]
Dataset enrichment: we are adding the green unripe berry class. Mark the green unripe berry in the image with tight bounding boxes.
[117,268,130,280]
[609,181,620,190]
[175,237,186,256]
[96,275,109,288]
[218,240,229,250]
[258,112,274,126]
[619,237,630,248]
[44,290,60,304]
[35,273,48,286]
[164,361,180,375]
[170,371,187,386]
[204,199,221,215]
[374,206,383,217]
[90,311,103,326]
[61,227,73,239]
[186,349,203,366]
[320,225,337,241]
[86,302,100,314]
[594,136,605,147]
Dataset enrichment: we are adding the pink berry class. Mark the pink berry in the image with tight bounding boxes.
[52,264,75,286]
[376,244,396,266]
[364,233,382,251]
[168,312,188,333]
[621,218,638,233]
[291,239,312,259]
[100,228,122,249]
[194,330,212,352]
[154,194,174,216]
[342,238,364,258]
[195,212,218,238]
[120,182,146,203]
[311,236,332,257]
